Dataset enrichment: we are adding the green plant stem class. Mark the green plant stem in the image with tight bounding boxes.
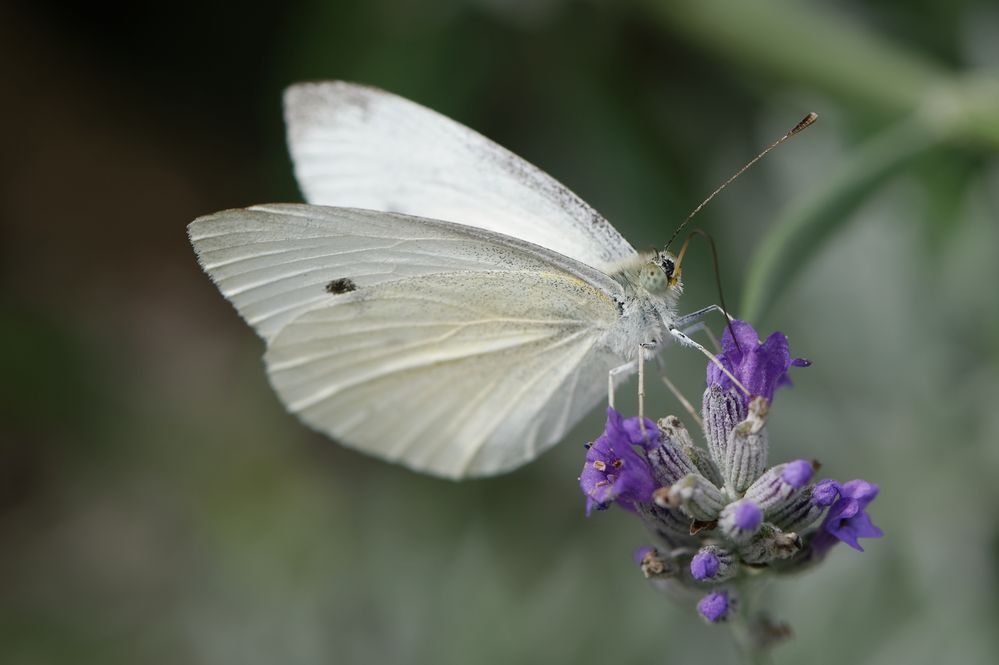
[730,579,772,665]
[643,0,941,110]
[642,0,999,149]
[739,115,940,321]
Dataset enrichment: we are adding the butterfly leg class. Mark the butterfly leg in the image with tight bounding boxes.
[673,303,732,330]
[669,327,750,398]
[607,346,655,441]
[676,303,735,352]
[679,321,721,354]
[607,359,637,410]
[637,344,647,428]
[653,354,702,427]
[637,343,658,440]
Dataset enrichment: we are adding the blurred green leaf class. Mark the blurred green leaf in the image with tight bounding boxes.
[643,0,999,149]
[643,0,946,114]
[741,116,941,321]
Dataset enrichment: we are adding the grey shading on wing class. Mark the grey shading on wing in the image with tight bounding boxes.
[188,204,626,477]
[284,81,638,273]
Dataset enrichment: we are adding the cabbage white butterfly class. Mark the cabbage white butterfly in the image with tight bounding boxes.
[189,82,809,479]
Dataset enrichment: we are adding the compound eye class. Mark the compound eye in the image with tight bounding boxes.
[661,258,675,278]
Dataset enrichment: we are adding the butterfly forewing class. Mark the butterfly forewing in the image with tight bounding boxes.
[284,81,638,273]
[188,204,625,342]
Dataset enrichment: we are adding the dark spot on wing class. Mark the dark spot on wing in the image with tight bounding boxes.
[614,298,625,315]
[325,278,357,294]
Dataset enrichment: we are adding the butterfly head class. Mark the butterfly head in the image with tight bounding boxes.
[639,251,682,296]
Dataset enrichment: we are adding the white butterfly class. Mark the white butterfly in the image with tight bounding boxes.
[188,81,727,479]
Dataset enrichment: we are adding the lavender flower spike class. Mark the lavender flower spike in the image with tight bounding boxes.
[707,320,810,407]
[578,319,881,636]
[579,408,657,515]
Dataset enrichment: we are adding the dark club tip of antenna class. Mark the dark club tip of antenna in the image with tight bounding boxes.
[791,112,818,135]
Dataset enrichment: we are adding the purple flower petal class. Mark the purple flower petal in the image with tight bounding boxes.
[619,416,661,450]
[819,479,883,552]
[830,511,885,551]
[726,320,760,358]
[840,479,879,503]
[580,408,657,515]
[706,320,809,408]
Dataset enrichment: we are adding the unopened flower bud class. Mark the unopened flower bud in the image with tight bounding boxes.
[719,500,763,542]
[646,421,699,487]
[661,473,726,521]
[782,459,815,488]
[743,459,817,514]
[702,386,745,468]
[690,545,736,582]
[811,479,841,506]
[770,484,827,532]
[659,415,724,487]
[697,590,736,623]
[724,396,770,492]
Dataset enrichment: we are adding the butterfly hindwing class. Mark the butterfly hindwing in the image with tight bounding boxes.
[265,270,622,477]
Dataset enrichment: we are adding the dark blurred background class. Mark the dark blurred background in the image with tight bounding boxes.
[3,1,999,663]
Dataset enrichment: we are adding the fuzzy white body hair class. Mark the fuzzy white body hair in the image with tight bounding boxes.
[600,253,683,361]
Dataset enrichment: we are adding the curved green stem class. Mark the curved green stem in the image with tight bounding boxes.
[740,115,941,321]
[643,0,943,116]
[642,0,999,149]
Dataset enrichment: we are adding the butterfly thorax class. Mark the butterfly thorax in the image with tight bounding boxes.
[604,252,683,360]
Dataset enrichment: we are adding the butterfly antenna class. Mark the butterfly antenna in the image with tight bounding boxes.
[664,112,818,252]
[673,229,741,353]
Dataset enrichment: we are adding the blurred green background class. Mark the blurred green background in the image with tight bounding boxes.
[3,0,999,663]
